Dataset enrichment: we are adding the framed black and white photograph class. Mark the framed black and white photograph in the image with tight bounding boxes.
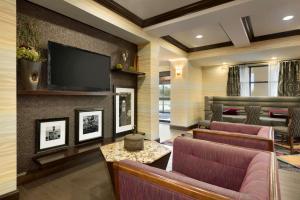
[36,118,69,153]
[114,87,135,136]
[75,108,103,144]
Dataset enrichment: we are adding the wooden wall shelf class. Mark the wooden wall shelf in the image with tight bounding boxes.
[17,89,115,96]
[111,69,145,77]
[33,143,100,168]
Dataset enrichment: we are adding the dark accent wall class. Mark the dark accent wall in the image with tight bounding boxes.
[17,0,137,173]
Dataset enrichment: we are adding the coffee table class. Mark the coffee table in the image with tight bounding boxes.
[100,140,171,184]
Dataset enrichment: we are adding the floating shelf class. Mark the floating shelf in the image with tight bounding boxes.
[111,69,145,77]
[17,89,115,96]
[33,143,100,168]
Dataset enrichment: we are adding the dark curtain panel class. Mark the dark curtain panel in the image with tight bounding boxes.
[227,66,240,96]
[278,60,300,96]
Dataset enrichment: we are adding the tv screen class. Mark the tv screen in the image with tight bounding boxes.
[48,41,111,91]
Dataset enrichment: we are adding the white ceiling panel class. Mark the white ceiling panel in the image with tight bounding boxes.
[114,0,200,19]
[250,0,300,36]
[145,0,300,48]
[190,46,300,67]
[170,24,230,48]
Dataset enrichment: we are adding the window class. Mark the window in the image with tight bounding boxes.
[249,65,268,96]
[159,84,170,113]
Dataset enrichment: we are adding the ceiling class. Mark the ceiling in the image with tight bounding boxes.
[144,0,300,49]
[28,0,300,66]
[113,0,200,20]
[189,45,300,66]
[170,24,230,48]
[250,1,300,36]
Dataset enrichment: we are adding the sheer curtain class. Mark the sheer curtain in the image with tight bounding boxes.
[239,65,249,96]
[268,61,280,96]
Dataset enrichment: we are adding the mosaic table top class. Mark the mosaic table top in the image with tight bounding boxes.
[100,140,171,164]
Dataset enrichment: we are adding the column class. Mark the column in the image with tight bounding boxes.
[137,42,160,140]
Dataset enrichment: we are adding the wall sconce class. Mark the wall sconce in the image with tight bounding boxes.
[175,66,183,78]
[221,65,228,71]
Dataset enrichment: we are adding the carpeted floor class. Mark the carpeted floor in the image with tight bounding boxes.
[19,157,115,200]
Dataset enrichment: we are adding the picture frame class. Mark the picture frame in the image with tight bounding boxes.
[36,117,69,153]
[114,87,135,137]
[75,108,104,144]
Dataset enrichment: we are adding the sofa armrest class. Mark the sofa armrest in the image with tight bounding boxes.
[193,129,274,152]
[113,160,232,200]
[257,126,274,140]
[239,152,280,200]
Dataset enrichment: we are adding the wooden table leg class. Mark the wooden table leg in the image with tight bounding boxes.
[148,152,171,170]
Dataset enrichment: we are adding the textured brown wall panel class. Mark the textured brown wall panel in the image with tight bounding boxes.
[17,0,137,173]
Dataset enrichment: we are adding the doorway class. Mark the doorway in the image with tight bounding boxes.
[159,71,171,123]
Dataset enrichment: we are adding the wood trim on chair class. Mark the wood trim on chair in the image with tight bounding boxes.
[270,152,280,200]
[113,162,231,200]
[193,129,274,152]
[113,162,120,200]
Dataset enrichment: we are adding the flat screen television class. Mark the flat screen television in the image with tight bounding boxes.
[48,41,111,91]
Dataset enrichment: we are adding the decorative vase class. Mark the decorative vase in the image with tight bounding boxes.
[124,133,144,151]
[18,59,41,90]
[121,50,129,70]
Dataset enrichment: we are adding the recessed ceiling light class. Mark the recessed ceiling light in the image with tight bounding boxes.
[282,15,294,21]
[195,35,203,39]
[271,57,277,60]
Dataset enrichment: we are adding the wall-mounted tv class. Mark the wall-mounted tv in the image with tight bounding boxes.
[48,41,111,91]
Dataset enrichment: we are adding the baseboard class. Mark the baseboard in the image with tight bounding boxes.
[0,190,19,200]
[154,138,160,143]
[170,124,198,131]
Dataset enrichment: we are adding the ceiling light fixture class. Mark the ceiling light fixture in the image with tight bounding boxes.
[195,35,203,39]
[282,15,294,21]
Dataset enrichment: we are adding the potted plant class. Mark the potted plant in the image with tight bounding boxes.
[17,46,42,90]
[115,63,123,70]
[17,15,43,90]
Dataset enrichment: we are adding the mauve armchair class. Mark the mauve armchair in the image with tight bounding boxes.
[113,137,280,200]
[193,121,274,151]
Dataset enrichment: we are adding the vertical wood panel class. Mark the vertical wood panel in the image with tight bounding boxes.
[0,0,17,195]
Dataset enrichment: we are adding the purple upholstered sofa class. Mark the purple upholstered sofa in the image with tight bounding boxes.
[193,121,274,151]
[113,137,280,200]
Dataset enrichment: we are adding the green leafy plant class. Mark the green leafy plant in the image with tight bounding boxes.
[128,66,135,71]
[17,46,41,62]
[17,15,43,62]
[115,64,123,70]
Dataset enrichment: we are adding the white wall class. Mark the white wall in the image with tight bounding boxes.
[200,66,228,118]
[170,60,203,127]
